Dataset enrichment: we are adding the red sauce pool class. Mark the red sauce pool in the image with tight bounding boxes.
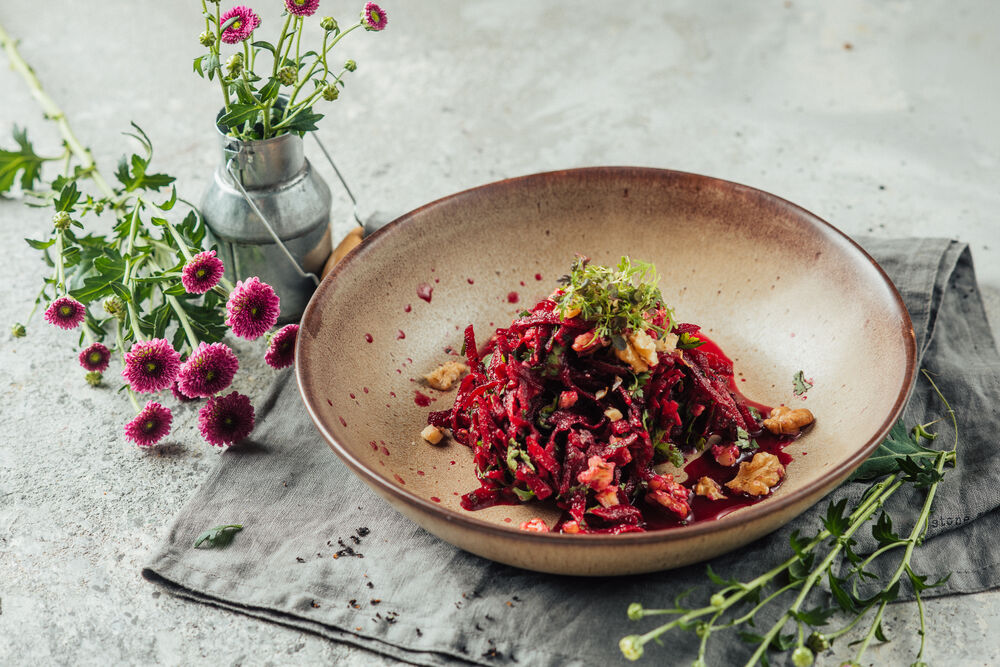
[507,291,520,303]
[414,391,433,407]
[417,283,433,303]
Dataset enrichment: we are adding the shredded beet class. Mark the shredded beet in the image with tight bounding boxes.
[429,290,775,533]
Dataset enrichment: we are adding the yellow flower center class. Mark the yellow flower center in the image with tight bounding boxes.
[143,420,155,432]
[231,19,242,30]
[145,361,158,373]
[90,352,102,363]
[370,9,380,22]
[60,305,73,316]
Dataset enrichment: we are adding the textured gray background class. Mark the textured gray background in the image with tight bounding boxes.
[1,1,998,665]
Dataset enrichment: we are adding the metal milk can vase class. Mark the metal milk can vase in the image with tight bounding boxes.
[201,125,331,323]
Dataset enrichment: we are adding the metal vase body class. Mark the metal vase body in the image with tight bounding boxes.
[201,129,331,323]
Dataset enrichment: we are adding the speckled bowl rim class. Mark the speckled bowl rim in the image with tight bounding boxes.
[296,166,917,547]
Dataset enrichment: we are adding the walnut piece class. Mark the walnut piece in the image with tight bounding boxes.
[614,330,660,373]
[725,452,785,496]
[763,406,815,435]
[694,476,726,501]
[424,361,468,391]
[420,424,444,445]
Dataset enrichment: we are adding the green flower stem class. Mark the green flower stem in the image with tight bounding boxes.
[54,231,66,294]
[853,449,950,664]
[272,13,293,76]
[116,320,140,411]
[214,3,231,112]
[160,217,195,263]
[285,22,361,111]
[0,21,115,200]
[627,472,904,660]
[825,601,876,641]
[294,16,303,68]
[166,294,200,352]
[121,203,145,341]
[744,478,904,667]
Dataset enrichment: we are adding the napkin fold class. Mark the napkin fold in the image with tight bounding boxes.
[143,238,1000,666]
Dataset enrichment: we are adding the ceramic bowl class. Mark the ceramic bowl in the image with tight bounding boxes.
[296,167,915,576]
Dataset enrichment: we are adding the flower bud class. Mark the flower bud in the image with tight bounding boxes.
[322,83,340,101]
[199,30,216,47]
[53,211,72,230]
[791,646,814,667]
[104,296,126,321]
[619,635,644,661]
[320,16,338,31]
[626,602,643,621]
[806,632,829,653]
[344,59,357,72]
[85,371,103,387]
[11,322,26,338]
[225,52,244,77]
[93,201,105,214]
[277,65,298,86]
[709,593,725,608]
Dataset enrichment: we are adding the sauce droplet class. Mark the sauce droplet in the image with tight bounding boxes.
[349,393,356,399]
[467,278,474,284]
[417,470,425,476]
[534,273,543,281]
[381,445,390,456]
[430,496,441,503]
[363,387,369,394]
[417,283,433,303]
[414,391,432,407]
[326,399,333,406]
[364,333,373,343]
[338,416,347,427]
[390,391,396,397]
[404,304,412,313]
[507,291,520,303]
[394,474,406,485]
[396,330,405,340]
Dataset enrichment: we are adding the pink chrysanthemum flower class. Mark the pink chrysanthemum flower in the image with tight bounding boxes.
[177,342,239,398]
[44,296,86,330]
[199,391,255,446]
[171,380,199,403]
[285,0,320,17]
[220,5,261,44]
[225,276,280,340]
[125,401,173,447]
[360,2,387,30]
[265,323,299,369]
[181,250,225,294]
[79,342,111,372]
[122,338,181,393]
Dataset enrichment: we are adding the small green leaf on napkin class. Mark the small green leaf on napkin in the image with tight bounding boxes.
[851,422,940,482]
[193,524,244,549]
[792,370,813,396]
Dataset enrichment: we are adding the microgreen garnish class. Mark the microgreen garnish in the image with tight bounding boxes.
[734,426,757,451]
[793,370,813,396]
[676,332,704,350]
[622,370,957,666]
[555,256,672,340]
[193,523,244,549]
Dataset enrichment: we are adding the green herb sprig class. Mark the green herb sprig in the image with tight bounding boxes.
[620,370,957,666]
[555,256,673,345]
[193,524,244,549]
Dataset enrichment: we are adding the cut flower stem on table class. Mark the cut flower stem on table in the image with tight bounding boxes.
[620,370,957,667]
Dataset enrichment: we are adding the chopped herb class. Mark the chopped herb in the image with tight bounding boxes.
[793,370,813,396]
[627,372,651,398]
[748,406,762,421]
[553,256,673,340]
[512,487,536,501]
[735,427,757,451]
[653,431,685,467]
[677,332,704,350]
[193,523,243,549]
[541,344,565,378]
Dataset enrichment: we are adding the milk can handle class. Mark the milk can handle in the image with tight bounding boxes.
[225,157,320,286]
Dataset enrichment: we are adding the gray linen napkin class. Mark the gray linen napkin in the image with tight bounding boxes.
[143,238,1000,666]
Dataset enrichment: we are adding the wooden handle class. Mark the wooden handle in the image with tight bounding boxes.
[321,227,364,278]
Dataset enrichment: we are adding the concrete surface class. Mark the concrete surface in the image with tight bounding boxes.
[1,1,998,665]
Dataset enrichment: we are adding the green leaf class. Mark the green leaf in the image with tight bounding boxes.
[280,108,325,133]
[157,186,177,211]
[251,40,276,54]
[258,76,280,102]
[793,370,813,395]
[705,564,737,588]
[851,422,940,482]
[872,511,899,546]
[218,104,260,131]
[828,570,856,612]
[874,620,890,642]
[822,498,849,537]
[235,80,257,105]
[193,55,206,78]
[25,237,56,250]
[54,181,81,212]
[791,606,835,627]
[677,332,704,350]
[0,126,47,192]
[193,524,244,549]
